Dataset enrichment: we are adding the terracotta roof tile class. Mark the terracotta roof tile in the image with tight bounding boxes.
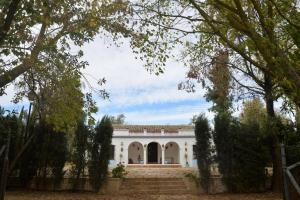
[112,125,193,133]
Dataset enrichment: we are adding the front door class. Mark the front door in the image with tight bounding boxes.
[147,142,158,163]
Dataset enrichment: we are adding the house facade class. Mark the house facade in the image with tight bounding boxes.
[109,125,197,168]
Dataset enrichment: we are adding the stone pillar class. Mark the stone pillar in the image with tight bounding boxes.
[143,144,147,165]
[162,144,165,165]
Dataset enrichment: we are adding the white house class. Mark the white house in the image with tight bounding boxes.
[109,125,197,168]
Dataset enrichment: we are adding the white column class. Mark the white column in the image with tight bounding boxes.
[162,145,165,165]
[180,144,185,167]
[143,145,147,165]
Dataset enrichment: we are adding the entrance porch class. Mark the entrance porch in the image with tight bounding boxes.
[127,141,180,165]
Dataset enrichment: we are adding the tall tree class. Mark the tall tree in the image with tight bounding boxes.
[89,116,113,192]
[194,114,211,193]
[110,114,126,124]
[240,98,266,126]
[213,112,235,191]
[205,51,232,113]
[205,52,236,191]
[13,56,85,132]
[70,118,90,191]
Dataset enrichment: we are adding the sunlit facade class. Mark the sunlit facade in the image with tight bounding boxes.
[109,125,197,168]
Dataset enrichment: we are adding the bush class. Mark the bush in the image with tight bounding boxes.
[112,164,127,178]
[232,123,268,192]
[184,172,199,186]
[19,122,68,188]
[214,112,268,192]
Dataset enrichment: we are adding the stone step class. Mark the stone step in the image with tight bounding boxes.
[121,181,185,186]
[126,164,182,168]
[120,178,189,194]
[123,178,183,182]
[119,188,190,195]
[120,183,185,188]
[120,186,186,191]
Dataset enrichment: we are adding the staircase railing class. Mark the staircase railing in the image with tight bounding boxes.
[281,144,300,200]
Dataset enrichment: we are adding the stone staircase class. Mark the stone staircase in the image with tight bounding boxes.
[125,167,198,178]
[119,178,189,194]
[126,164,182,168]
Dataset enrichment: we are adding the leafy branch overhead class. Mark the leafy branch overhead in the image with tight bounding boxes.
[130,0,300,106]
[0,0,136,130]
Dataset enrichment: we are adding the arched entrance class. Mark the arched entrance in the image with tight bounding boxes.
[128,142,144,164]
[164,142,180,164]
[147,142,162,164]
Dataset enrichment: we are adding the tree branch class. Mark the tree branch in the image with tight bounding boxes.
[0,22,47,88]
[188,0,263,70]
[269,0,300,30]
[0,0,21,45]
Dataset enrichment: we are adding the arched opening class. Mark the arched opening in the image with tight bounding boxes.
[128,142,144,164]
[147,142,162,164]
[165,142,180,164]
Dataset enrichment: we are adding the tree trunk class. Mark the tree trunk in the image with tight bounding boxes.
[8,133,35,174]
[264,73,283,193]
[0,132,10,200]
[295,107,300,132]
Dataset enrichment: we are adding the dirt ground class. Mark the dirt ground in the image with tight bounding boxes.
[5,191,282,200]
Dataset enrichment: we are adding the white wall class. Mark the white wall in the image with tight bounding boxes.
[111,136,196,167]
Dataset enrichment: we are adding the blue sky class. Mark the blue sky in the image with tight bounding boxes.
[80,36,213,124]
[1,36,213,125]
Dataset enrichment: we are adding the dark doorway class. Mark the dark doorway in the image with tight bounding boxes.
[147,142,158,163]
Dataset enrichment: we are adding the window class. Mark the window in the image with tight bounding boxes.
[109,145,115,160]
[193,145,197,159]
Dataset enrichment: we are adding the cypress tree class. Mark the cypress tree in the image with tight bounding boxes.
[205,51,236,191]
[194,114,211,192]
[70,119,90,191]
[89,116,113,192]
[213,112,235,191]
[48,130,68,189]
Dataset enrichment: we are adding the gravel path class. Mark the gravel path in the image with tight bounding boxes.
[6,191,282,200]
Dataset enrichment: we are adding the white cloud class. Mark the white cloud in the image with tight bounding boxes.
[96,103,213,125]
[100,86,203,108]
[1,36,208,124]
[81,36,205,114]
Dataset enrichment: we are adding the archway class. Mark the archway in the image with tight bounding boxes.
[147,142,162,164]
[164,142,180,164]
[128,142,144,164]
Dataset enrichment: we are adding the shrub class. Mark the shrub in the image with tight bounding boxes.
[184,172,199,186]
[112,164,127,178]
